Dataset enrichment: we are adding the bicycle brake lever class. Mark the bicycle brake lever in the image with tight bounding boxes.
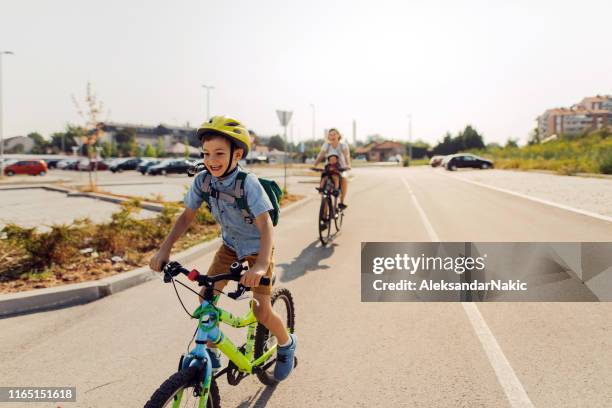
[227,283,248,300]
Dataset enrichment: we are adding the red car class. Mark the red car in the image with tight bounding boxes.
[4,160,48,176]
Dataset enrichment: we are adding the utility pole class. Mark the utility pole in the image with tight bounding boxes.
[0,51,15,179]
[276,110,293,192]
[202,84,215,120]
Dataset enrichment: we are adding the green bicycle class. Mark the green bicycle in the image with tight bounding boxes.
[145,261,296,408]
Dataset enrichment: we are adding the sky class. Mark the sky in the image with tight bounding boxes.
[1,0,612,146]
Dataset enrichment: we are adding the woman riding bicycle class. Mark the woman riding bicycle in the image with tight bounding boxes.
[313,128,351,209]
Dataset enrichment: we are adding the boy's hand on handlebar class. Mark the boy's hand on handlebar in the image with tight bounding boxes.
[150,249,170,272]
[240,268,266,288]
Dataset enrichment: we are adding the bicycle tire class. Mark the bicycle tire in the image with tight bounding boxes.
[253,287,296,386]
[318,195,333,246]
[144,366,220,408]
[333,194,343,232]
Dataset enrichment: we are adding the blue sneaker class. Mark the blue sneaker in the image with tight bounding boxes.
[207,348,222,373]
[274,333,297,381]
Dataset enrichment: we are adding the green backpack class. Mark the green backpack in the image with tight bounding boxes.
[200,170,283,226]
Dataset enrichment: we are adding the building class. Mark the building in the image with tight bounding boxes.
[537,95,612,137]
[97,122,196,150]
[354,141,405,161]
[2,136,34,153]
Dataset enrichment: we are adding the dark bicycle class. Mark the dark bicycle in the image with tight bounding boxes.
[311,167,347,246]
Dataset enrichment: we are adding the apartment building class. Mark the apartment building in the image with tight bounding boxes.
[537,95,612,137]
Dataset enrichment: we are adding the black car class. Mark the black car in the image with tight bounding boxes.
[147,159,193,176]
[44,158,62,169]
[110,158,143,173]
[445,154,494,171]
[137,159,161,175]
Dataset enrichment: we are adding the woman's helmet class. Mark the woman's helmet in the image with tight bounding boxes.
[196,115,251,157]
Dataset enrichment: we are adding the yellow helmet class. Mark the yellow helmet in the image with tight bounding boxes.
[196,115,251,156]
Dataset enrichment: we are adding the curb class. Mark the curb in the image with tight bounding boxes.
[0,195,314,319]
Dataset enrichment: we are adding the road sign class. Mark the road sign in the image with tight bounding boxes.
[276,110,293,127]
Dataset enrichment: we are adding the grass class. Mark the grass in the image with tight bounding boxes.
[469,130,612,175]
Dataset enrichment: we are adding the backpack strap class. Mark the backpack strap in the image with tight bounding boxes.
[234,171,254,224]
[201,171,239,206]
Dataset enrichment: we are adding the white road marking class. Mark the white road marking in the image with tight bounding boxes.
[401,175,535,408]
[443,172,612,224]
[400,177,440,242]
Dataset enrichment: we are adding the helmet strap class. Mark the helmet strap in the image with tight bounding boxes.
[221,143,236,178]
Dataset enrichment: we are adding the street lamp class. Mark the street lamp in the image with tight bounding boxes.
[407,114,413,165]
[0,50,14,179]
[202,84,215,120]
[309,104,315,143]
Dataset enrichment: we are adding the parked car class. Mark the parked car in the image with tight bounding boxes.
[429,155,445,167]
[137,159,161,175]
[56,159,77,170]
[65,160,81,170]
[3,160,48,176]
[386,154,403,163]
[444,154,494,171]
[77,159,109,171]
[44,158,62,169]
[147,159,193,176]
[110,158,143,173]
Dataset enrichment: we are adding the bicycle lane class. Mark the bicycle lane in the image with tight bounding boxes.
[403,166,612,407]
[212,166,510,407]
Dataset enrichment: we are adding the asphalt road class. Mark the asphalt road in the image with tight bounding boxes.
[1,166,611,407]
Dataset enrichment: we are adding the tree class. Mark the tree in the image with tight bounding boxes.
[49,125,81,153]
[155,137,166,157]
[72,82,105,190]
[101,142,113,158]
[366,134,384,144]
[267,135,285,151]
[28,132,47,154]
[115,128,136,157]
[143,144,156,157]
[527,127,541,145]
[461,125,485,150]
[505,138,519,148]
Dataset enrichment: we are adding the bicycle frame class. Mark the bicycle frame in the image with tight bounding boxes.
[175,297,277,408]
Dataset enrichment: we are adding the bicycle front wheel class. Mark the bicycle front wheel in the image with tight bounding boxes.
[144,366,220,408]
[318,196,333,246]
[333,194,344,232]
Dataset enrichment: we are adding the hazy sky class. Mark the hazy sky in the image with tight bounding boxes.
[2,0,611,146]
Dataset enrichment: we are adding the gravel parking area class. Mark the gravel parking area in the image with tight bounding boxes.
[448,169,612,218]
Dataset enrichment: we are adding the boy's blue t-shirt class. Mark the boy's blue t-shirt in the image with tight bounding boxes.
[183,167,273,259]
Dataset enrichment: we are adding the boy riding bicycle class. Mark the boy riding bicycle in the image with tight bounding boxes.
[150,115,297,382]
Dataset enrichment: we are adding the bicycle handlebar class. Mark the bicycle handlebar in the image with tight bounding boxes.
[161,261,271,300]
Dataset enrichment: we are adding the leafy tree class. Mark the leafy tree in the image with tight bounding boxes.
[461,125,485,150]
[27,132,47,154]
[49,125,81,153]
[505,138,519,148]
[101,142,113,158]
[268,135,285,151]
[156,137,166,157]
[527,127,541,145]
[143,144,156,157]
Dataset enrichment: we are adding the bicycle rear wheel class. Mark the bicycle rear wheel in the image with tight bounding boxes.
[144,366,220,408]
[254,288,296,386]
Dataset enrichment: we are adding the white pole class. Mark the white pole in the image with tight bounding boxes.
[0,51,14,179]
[202,85,215,120]
[407,114,413,164]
